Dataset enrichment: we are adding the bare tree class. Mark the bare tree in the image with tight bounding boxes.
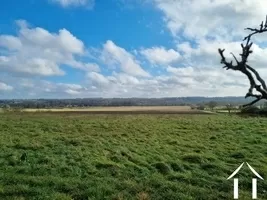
[226,103,233,114]
[218,16,267,107]
[207,101,217,111]
[196,104,205,110]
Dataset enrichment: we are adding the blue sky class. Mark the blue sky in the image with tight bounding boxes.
[0,0,267,98]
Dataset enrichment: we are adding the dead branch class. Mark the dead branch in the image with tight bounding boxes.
[218,15,267,107]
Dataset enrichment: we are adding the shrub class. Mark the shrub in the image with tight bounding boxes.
[240,106,260,114]
[190,105,196,110]
[258,108,267,116]
[196,105,205,110]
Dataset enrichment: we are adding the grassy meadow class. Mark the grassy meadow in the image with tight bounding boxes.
[0,112,267,199]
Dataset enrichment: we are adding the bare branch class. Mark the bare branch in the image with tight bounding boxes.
[230,53,239,64]
[244,17,267,41]
[242,98,262,107]
[218,49,238,70]
[246,64,267,91]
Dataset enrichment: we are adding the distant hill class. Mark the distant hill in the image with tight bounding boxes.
[0,96,266,108]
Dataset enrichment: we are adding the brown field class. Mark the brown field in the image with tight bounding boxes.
[22,106,214,114]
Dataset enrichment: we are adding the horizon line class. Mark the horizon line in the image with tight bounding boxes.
[0,96,253,100]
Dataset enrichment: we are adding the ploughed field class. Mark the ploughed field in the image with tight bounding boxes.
[0,113,267,199]
[21,106,213,114]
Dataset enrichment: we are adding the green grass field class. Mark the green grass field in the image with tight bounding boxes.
[0,113,267,199]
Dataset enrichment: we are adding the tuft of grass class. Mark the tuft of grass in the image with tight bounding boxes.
[169,162,185,172]
[151,162,171,174]
[136,191,150,200]
[230,152,245,159]
[182,153,204,164]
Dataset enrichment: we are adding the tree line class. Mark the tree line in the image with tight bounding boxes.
[0,97,262,109]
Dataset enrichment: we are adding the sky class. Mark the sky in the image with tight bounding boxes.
[0,0,267,99]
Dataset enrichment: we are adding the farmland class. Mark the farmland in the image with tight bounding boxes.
[21,106,210,114]
[0,111,267,199]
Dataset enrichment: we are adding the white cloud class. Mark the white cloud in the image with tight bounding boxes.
[0,82,13,91]
[87,72,111,86]
[58,83,86,95]
[17,21,84,54]
[50,0,94,8]
[0,20,99,76]
[140,46,180,65]
[114,72,140,85]
[65,89,81,95]
[67,60,100,71]
[153,0,267,40]
[0,35,22,50]
[101,40,150,77]
[4,78,89,98]
[58,83,84,90]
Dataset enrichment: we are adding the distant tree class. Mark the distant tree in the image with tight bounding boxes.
[207,101,217,111]
[226,104,233,114]
[196,104,205,110]
[2,104,11,112]
[238,105,243,110]
[190,105,197,110]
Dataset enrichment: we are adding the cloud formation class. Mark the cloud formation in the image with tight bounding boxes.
[152,0,267,40]
[0,20,99,76]
[101,40,150,77]
[1,1,267,98]
[0,82,13,92]
[140,46,180,65]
